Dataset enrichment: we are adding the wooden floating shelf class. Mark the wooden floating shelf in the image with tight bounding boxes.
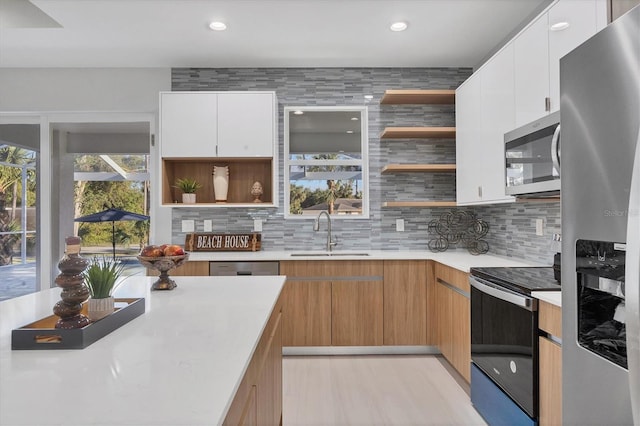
[381,164,457,174]
[380,127,456,139]
[382,201,458,208]
[380,89,456,105]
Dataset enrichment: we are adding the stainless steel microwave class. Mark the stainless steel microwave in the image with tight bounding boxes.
[505,112,560,197]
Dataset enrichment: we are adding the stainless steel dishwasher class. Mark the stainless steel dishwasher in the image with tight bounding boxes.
[209,261,279,276]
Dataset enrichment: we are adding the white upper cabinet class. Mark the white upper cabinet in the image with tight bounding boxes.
[160,92,218,158]
[514,0,605,127]
[514,13,550,127]
[548,0,606,113]
[479,42,516,204]
[160,91,276,158]
[457,43,516,205]
[456,73,482,205]
[217,92,275,157]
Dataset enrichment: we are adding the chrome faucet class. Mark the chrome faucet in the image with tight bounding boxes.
[314,211,337,252]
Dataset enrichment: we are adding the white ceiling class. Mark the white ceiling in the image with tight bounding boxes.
[0,0,551,69]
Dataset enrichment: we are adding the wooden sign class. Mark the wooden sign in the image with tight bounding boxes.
[185,233,262,252]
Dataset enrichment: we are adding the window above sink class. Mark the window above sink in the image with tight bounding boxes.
[284,106,369,220]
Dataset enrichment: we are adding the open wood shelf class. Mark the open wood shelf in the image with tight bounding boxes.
[162,158,273,206]
[381,164,456,174]
[380,89,456,105]
[380,127,456,139]
[382,201,457,208]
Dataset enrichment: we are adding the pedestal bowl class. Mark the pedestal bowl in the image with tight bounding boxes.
[136,254,189,290]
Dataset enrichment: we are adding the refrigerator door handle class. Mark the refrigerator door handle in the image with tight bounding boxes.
[626,128,640,424]
[551,124,561,175]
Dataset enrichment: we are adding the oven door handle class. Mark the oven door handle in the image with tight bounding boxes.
[469,276,535,311]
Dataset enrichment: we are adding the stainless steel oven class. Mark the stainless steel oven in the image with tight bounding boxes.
[505,111,561,197]
[469,267,560,426]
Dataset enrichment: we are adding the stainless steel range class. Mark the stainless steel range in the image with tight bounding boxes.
[469,267,560,426]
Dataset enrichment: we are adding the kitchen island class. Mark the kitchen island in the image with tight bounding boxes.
[0,275,285,426]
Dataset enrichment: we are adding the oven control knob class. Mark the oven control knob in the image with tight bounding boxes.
[510,360,517,373]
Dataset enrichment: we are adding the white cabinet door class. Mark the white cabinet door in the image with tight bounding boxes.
[217,92,275,157]
[456,73,483,205]
[514,13,550,127]
[548,0,600,113]
[480,43,516,204]
[160,92,217,158]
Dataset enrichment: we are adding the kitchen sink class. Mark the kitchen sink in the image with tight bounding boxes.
[289,252,370,257]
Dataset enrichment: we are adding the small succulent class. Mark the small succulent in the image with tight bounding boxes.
[83,256,126,299]
[173,177,202,194]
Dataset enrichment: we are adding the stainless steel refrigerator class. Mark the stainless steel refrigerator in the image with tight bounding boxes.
[561,5,639,426]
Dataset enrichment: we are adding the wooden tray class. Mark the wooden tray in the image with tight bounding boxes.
[11,298,145,350]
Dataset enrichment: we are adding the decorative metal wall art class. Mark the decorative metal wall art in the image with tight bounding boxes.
[428,210,489,255]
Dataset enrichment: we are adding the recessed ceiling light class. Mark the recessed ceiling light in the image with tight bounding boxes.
[364,95,374,100]
[346,130,354,134]
[209,21,227,31]
[351,117,359,121]
[293,110,304,115]
[390,21,408,32]
[550,22,570,31]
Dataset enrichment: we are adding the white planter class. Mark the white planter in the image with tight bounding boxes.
[182,193,196,204]
[88,296,114,321]
[213,165,229,202]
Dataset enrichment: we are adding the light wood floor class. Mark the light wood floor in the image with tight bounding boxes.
[283,355,487,426]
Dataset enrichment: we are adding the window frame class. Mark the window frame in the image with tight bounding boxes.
[284,105,369,220]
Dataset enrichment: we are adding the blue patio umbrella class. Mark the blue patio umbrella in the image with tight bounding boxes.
[74,208,149,260]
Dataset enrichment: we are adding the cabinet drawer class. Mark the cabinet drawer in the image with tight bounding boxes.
[539,300,562,338]
[279,260,383,278]
[434,262,469,294]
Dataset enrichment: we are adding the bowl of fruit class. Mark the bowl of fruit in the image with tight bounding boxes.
[137,244,189,290]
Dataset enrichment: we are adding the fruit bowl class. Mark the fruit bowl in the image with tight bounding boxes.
[136,253,189,290]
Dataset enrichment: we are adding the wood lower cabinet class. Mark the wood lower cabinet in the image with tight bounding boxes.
[279,260,384,347]
[539,336,562,426]
[538,300,562,426]
[256,310,282,424]
[450,290,470,382]
[224,299,283,425]
[146,260,210,276]
[238,386,257,426]
[434,276,453,360]
[383,260,428,345]
[332,280,383,346]
[433,262,471,382]
[280,279,331,346]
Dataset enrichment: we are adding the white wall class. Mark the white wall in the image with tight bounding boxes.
[0,68,172,287]
[0,68,170,112]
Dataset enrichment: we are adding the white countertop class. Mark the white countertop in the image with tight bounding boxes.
[188,249,547,272]
[0,275,285,426]
[532,290,562,307]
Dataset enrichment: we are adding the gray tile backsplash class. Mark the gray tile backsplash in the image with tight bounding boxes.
[170,68,560,264]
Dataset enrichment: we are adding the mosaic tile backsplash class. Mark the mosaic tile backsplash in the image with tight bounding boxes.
[170,68,560,265]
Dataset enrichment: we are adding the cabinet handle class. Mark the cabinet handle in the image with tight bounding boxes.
[545,97,551,112]
[215,145,218,156]
[478,186,483,198]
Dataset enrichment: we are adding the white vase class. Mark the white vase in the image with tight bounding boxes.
[182,193,196,204]
[88,296,114,321]
[213,165,229,202]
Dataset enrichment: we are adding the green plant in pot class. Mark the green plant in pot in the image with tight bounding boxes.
[174,177,202,204]
[83,256,126,321]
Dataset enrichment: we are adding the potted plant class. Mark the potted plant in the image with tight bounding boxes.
[174,177,202,204]
[83,256,126,321]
